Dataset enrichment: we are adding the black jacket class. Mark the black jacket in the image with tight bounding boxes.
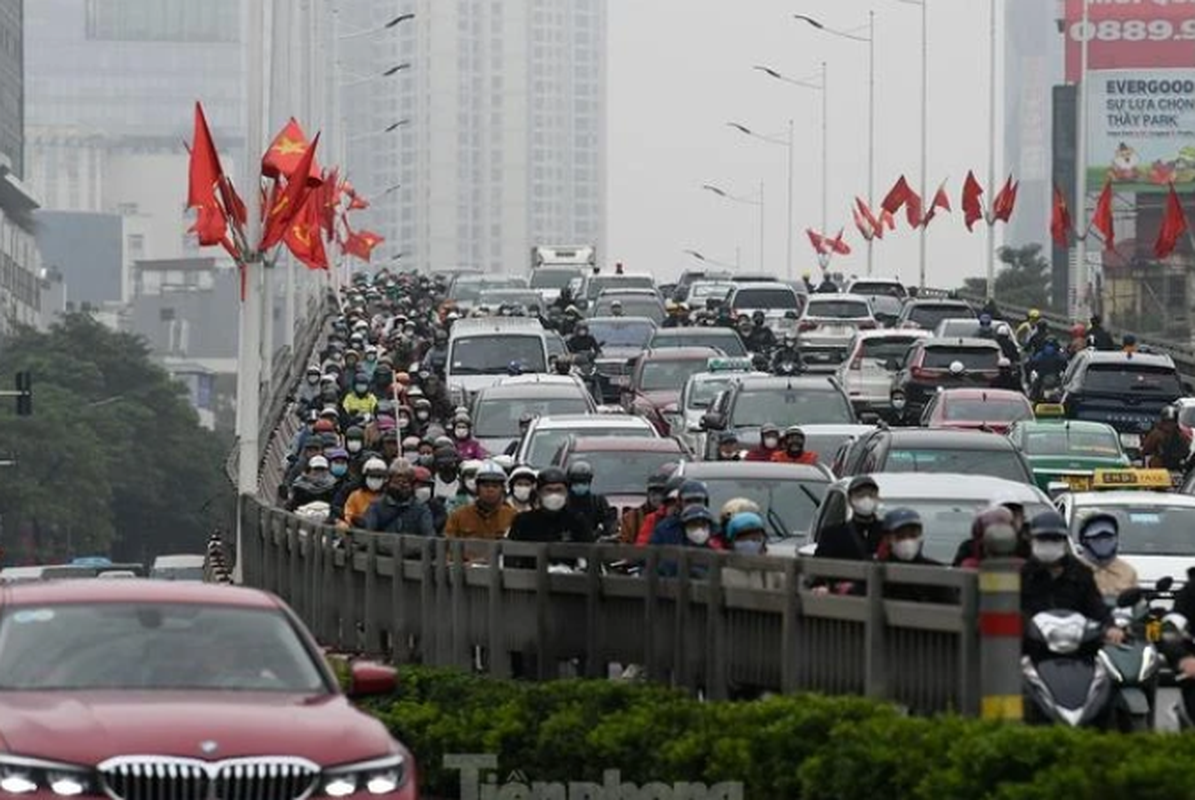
[746,327,776,353]
[1021,556,1110,625]
[567,334,600,354]
[879,554,956,603]
[814,517,884,561]
[1089,326,1116,351]
[990,370,1023,393]
[566,493,616,539]
[506,507,594,569]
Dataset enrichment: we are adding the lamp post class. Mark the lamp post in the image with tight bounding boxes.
[986,0,998,300]
[702,183,765,271]
[792,14,875,275]
[727,121,796,280]
[683,249,740,271]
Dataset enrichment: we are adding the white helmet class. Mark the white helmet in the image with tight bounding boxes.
[460,459,484,477]
[475,460,507,484]
[363,457,388,476]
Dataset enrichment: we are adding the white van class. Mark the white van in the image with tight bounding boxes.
[446,318,561,401]
[150,554,206,581]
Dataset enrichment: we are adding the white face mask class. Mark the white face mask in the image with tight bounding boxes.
[891,538,923,562]
[685,526,711,546]
[365,477,386,492]
[541,492,567,512]
[512,484,534,503]
[347,440,363,454]
[1032,540,1068,565]
[464,478,478,494]
[763,436,779,450]
[414,486,433,503]
[454,426,471,440]
[851,496,879,518]
[416,411,430,421]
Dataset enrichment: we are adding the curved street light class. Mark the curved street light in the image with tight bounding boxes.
[702,183,764,271]
[728,120,796,280]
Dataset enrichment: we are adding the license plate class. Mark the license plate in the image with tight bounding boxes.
[1063,475,1092,491]
[1120,433,1142,449]
[1147,619,1163,643]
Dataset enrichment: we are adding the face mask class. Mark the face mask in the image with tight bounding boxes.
[1031,540,1068,565]
[347,440,363,454]
[414,486,433,503]
[398,416,410,429]
[685,526,711,546]
[330,463,348,478]
[367,354,377,362]
[1084,535,1118,563]
[787,444,805,456]
[388,484,413,501]
[454,426,470,440]
[512,485,534,503]
[355,384,369,395]
[892,538,923,562]
[763,437,779,450]
[365,477,386,492]
[464,478,478,494]
[416,410,430,421]
[734,539,764,556]
[306,374,319,385]
[541,492,567,512]
[851,496,878,518]
[571,483,591,497]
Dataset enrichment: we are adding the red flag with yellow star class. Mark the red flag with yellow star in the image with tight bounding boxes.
[284,192,329,270]
[262,118,322,185]
[260,132,321,251]
[344,227,384,262]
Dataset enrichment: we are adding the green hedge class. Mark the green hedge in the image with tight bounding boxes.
[363,667,1195,799]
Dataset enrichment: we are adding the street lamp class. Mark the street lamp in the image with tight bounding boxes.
[339,63,410,88]
[792,13,876,276]
[347,119,409,143]
[702,183,765,271]
[334,11,415,39]
[727,120,796,281]
[892,0,929,288]
[683,250,739,270]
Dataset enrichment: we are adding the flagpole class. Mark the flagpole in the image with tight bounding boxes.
[918,0,929,290]
[866,15,876,277]
[786,118,794,281]
[759,180,767,273]
[1074,0,1091,321]
[235,0,268,582]
[985,0,997,301]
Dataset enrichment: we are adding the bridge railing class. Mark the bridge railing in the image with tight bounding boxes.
[240,499,981,714]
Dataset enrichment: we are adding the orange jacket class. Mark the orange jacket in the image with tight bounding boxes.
[341,488,384,529]
[770,450,820,466]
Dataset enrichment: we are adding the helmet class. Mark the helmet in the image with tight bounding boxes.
[567,461,595,484]
[663,474,687,500]
[752,310,765,322]
[1162,406,1179,422]
[475,460,507,484]
[402,435,422,450]
[460,459,483,477]
[1028,309,1041,320]
[680,505,716,525]
[720,497,760,520]
[1079,512,1119,541]
[491,454,515,472]
[307,455,330,471]
[362,457,388,477]
[882,507,922,532]
[313,419,336,433]
[782,425,805,441]
[646,468,672,490]
[413,466,433,484]
[509,465,538,485]
[1028,510,1069,538]
[760,423,780,437]
[979,314,992,326]
[725,512,766,541]
[997,357,1011,369]
[537,466,568,488]
[995,323,1012,338]
[679,480,709,502]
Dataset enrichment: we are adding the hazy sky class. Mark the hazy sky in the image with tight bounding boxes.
[607,0,1003,288]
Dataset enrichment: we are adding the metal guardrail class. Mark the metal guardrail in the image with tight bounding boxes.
[241,500,981,714]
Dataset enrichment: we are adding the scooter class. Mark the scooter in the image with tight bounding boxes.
[1022,610,1115,727]
[1098,582,1171,732]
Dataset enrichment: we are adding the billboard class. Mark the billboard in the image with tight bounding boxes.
[1087,69,1195,190]
[1064,0,1195,82]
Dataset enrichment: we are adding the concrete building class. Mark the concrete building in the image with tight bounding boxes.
[340,0,607,274]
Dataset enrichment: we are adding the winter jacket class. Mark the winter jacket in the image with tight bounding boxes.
[361,495,436,537]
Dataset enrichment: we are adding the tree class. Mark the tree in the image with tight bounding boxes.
[0,315,235,564]
[956,244,1052,312]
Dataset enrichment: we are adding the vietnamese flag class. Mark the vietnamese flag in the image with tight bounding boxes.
[187,102,224,210]
[344,228,384,262]
[260,132,322,251]
[855,197,880,239]
[827,229,851,256]
[961,171,984,232]
[905,191,923,228]
[284,192,329,270]
[1050,184,1072,249]
[262,118,322,185]
[806,229,829,254]
[852,206,874,242]
[992,176,1019,223]
[1092,180,1115,251]
[921,181,951,227]
[881,175,915,216]
[1155,183,1188,259]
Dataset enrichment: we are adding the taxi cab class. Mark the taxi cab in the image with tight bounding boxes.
[673,357,766,452]
[1006,418,1131,493]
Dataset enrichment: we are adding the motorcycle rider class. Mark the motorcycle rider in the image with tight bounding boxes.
[507,465,538,513]
[424,329,449,377]
[1015,308,1041,346]
[567,322,600,356]
[975,314,996,340]
[444,460,518,562]
[770,426,819,466]
[745,423,781,462]
[991,358,1023,393]
[1021,510,1123,645]
[813,476,884,562]
[715,432,742,461]
[451,413,488,460]
[745,311,776,354]
[564,461,617,539]
[506,467,595,570]
[1075,512,1138,599]
[1028,337,1068,399]
[1088,314,1116,351]
[875,508,954,603]
[769,332,806,375]
[620,467,670,543]
[1142,406,1192,472]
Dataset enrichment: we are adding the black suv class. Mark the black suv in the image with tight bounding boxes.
[896,299,976,331]
[1060,350,1186,459]
[835,427,1035,485]
[700,374,856,457]
[889,337,1003,423]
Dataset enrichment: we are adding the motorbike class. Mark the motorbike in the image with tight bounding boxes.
[1029,370,1063,403]
[1022,610,1115,727]
[1098,580,1171,732]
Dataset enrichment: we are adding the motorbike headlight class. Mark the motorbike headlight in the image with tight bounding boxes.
[320,754,407,797]
[0,754,95,796]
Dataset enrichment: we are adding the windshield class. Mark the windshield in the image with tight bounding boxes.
[566,450,680,495]
[731,390,854,427]
[687,376,735,410]
[909,305,974,329]
[731,288,798,310]
[526,427,652,467]
[595,298,663,322]
[1072,504,1195,556]
[701,477,827,537]
[449,278,526,302]
[587,320,655,348]
[530,268,582,290]
[943,398,1032,422]
[805,300,871,319]
[650,332,746,356]
[587,276,654,299]
[850,282,906,298]
[150,566,205,581]
[479,291,543,309]
[691,283,735,299]
[0,603,327,692]
[922,346,1000,370]
[885,449,1030,483]
[450,335,547,375]
[897,500,1051,561]
[1023,428,1123,457]
[1083,364,1182,396]
[935,321,982,338]
[474,396,591,437]
[857,337,921,364]
[639,359,713,392]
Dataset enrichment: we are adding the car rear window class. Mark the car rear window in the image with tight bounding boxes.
[651,332,746,356]
[526,427,652,467]
[1023,429,1121,457]
[1082,363,1182,396]
[566,450,681,495]
[921,346,1000,370]
[731,389,854,427]
[858,337,921,363]
[731,288,799,310]
[909,304,974,329]
[850,282,906,298]
[640,359,714,392]
[943,399,1032,422]
[885,449,1030,483]
[475,396,592,437]
[806,300,871,319]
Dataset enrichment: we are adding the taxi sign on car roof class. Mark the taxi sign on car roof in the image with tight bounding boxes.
[1033,403,1066,419]
[706,356,754,373]
[1090,469,1173,491]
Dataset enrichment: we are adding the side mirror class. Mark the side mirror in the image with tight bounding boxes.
[347,661,397,698]
[1157,576,1176,593]
[701,412,725,431]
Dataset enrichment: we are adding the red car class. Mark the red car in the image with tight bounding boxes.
[552,435,689,517]
[0,580,416,799]
[622,347,722,435]
[920,387,1035,435]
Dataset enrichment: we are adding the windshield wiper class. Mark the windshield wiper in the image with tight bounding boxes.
[765,506,789,541]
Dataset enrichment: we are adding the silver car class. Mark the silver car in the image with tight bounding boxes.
[835,329,933,419]
[676,368,769,453]
[513,413,658,468]
[797,293,878,370]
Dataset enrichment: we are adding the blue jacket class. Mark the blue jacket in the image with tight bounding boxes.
[649,515,721,577]
[362,495,436,537]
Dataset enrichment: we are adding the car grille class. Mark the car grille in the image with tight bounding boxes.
[98,756,321,800]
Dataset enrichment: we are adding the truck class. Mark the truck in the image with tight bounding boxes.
[530,245,597,305]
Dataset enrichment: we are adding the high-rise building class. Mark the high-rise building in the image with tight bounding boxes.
[0,0,23,179]
[340,0,607,274]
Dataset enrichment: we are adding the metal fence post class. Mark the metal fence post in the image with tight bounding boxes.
[863,561,887,700]
[978,556,1023,721]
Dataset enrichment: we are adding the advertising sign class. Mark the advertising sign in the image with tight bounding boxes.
[1064,0,1195,81]
[1086,69,1195,190]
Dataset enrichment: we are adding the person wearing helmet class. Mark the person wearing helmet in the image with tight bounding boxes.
[342,371,379,421]
[506,466,595,568]
[634,474,685,546]
[298,364,323,409]
[1015,308,1041,346]
[1087,314,1115,351]
[770,426,819,466]
[1075,512,1138,599]
[608,299,625,318]
[954,505,1017,569]
[648,480,722,548]
[344,425,367,462]
[564,461,616,540]
[450,415,487,461]
[745,423,782,463]
[620,466,671,543]
[508,465,539,513]
[445,460,518,562]
[370,361,395,399]
[769,331,805,375]
[1122,332,1138,355]
[812,476,885,591]
[745,311,777,354]
[448,459,484,515]
[1067,322,1088,357]
[339,457,390,530]
[287,455,339,512]
[1022,510,1121,645]
[875,508,955,602]
[411,397,434,434]
[991,357,1022,393]
[567,322,600,356]
[432,446,462,500]
[993,323,1021,365]
[1143,405,1192,471]
[1025,318,1051,355]
[413,466,447,534]
[661,299,687,329]
[362,459,436,537]
[1027,335,1068,401]
[724,511,770,558]
[716,432,742,462]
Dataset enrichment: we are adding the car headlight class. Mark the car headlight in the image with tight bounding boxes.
[0,754,95,796]
[320,754,407,796]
